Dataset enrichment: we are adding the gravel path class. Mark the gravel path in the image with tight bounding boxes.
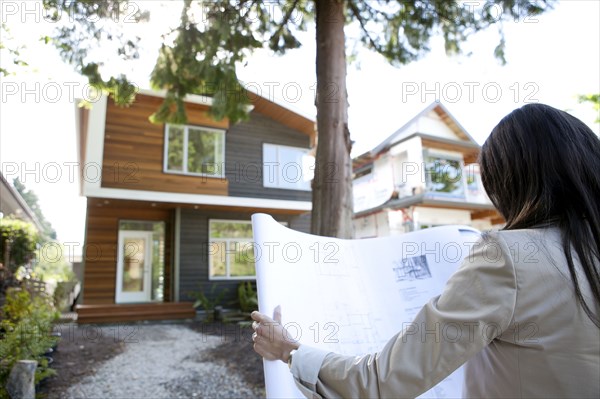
[64,324,265,398]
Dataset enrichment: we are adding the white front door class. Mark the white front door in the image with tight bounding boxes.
[116,231,153,303]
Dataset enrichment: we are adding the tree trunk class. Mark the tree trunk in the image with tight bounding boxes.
[311,0,354,238]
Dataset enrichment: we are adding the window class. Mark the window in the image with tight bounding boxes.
[164,124,225,177]
[209,220,255,279]
[263,143,314,191]
[424,152,466,200]
[208,219,287,280]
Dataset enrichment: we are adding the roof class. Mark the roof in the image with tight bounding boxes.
[354,193,497,218]
[0,172,45,233]
[354,102,480,166]
[136,88,316,144]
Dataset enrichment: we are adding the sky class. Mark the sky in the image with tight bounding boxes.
[0,0,599,256]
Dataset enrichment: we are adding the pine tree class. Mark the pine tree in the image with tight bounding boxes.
[44,0,553,237]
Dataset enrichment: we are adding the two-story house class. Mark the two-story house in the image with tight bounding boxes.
[352,102,503,238]
[74,90,315,323]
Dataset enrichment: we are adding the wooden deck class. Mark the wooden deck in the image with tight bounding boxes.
[75,302,196,324]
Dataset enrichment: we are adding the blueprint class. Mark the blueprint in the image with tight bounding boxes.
[251,213,481,399]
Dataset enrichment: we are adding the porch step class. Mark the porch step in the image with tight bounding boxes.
[75,302,195,324]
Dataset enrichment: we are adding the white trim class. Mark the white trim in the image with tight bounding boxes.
[137,87,256,112]
[174,207,181,302]
[162,124,170,174]
[138,88,213,107]
[82,185,312,211]
[83,95,108,194]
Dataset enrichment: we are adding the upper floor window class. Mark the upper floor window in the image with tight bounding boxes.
[263,143,314,191]
[424,152,466,200]
[164,124,225,178]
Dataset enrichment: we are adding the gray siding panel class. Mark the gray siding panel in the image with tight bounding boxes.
[225,112,312,201]
[289,212,311,233]
[178,209,311,304]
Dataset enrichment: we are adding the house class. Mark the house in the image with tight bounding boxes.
[74,89,315,323]
[352,102,503,238]
[0,171,44,234]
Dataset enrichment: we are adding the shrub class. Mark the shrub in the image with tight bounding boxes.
[238,281,258,314]
[0,288,60,398]
[0,218,39,272]
[188,284,228,322]
[0,218,40,298]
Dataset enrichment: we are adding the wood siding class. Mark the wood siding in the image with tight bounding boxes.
[82,199,172,304]
[225,113,312,201]
[101,95,313,201]
[102,94,229,195]
[179,208,311,304]
[76,302,195,324]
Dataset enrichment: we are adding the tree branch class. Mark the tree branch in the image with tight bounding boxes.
[347,0,384,54]
[270,0,301,42]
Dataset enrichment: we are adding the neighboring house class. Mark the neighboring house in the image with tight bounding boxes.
[75,90,315,323]
[0,171,44,233]
[352,102,503,238]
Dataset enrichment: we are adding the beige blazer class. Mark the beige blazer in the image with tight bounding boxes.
[291,227,600,398]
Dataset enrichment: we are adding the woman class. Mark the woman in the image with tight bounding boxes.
[251,103,600,398]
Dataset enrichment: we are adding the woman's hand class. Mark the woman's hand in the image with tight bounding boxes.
[251,305,300,363]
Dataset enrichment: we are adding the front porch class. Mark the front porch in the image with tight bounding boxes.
[76,302,195,324]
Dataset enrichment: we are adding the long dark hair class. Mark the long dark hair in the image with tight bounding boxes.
[479,103,600,327]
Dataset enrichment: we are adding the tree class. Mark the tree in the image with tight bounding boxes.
[0,218,40,296]
[39,0,553,238]
[13,179,56,240]
[578,94,600,123]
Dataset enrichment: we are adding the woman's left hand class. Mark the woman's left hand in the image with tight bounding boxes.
[251,306,300,363]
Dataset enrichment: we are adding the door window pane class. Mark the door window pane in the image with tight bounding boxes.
[119,221,165,301]
[122,238,145,292]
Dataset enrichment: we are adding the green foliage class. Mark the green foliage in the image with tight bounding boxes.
[426,157,463,194]
[33,242,76,283]
[0,288,60,398]
[12,178,56,240]
[52,281,77,312]
[578,94,600,123]
[188,284,228,322]
[3,0,556,136]
[0,218,39,272]
[43,0,553,124]
[0,23,28,77]
[33,241,78,311]
[237,281,258,314]
[41,0,148,107]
